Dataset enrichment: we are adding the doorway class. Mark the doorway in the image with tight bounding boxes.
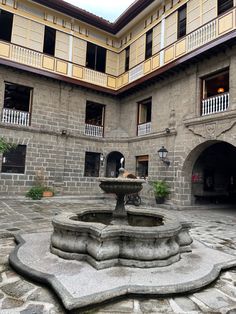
[106,151,124,178]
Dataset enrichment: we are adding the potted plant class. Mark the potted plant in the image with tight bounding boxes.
[42,187,54,197]
[26,168,54,199]
[152,180,170,204]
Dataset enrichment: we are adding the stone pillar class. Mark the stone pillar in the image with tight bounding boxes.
[229,54,236,110]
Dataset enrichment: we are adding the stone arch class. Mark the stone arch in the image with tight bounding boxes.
[180,140,236,205]
[105,151,125,177]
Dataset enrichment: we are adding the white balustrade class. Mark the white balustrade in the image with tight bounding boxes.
[129,64,143,82]
[202,93,229,116]
[11,45,42,68]
[84,68,107,87]
[187,20,217,52]
[137,122,151,136]
[2,108,30,126]
[85,124,103,137]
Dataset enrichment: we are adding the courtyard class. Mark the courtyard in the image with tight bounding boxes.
[0,197,235,313]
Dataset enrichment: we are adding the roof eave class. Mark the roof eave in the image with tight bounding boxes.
[31,0,156,34]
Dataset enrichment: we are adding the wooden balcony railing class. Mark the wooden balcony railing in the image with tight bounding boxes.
[11,45,42,68]
[137,122,151,136]
[202,93,229,116]
[84,68,107,87]
[129,64,144,82]
[84,124,103,137]
[2,108,30,126]
[187,20,217,51]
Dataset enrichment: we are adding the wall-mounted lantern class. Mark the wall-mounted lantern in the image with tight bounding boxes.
[158,146,170,166]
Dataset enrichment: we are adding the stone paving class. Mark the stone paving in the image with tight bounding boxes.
[0,198,235,313]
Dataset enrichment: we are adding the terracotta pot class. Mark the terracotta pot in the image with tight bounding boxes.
[43,191,53,197]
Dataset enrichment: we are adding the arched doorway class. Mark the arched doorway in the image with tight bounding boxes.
[106,151,124,178]
[185,141,236,204]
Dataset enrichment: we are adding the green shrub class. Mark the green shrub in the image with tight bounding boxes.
[152,180,170,198]
[26,186,44,200]
[0,138,16,153]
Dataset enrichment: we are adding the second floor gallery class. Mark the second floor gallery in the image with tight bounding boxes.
[0,0,235,94]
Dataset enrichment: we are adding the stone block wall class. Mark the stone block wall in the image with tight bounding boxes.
[1,46,236,205]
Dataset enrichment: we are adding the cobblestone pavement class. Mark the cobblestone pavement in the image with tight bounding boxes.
[0,198,236,313]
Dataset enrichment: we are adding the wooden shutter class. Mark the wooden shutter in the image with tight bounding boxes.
[202,0,217,24]
[130,34,145,68]
[118,50,126,75]
[187,0,201,33]
[12,15,44,51]
[139,104,147,124]
[153,23,161,54]
[73,37,86,66]
[136,34,145,64]
[55,31,70,61]
[106,50,118,76]
[165,11,177,47]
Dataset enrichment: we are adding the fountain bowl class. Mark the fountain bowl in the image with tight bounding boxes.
[99,177,145,195]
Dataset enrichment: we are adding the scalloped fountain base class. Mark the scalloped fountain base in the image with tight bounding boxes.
[50,208,193,269]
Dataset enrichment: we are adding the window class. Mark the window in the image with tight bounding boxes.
[85,101,105,126]
[137,98,152,136]
[86,42,107,73]
[136,155,149,179]
[2,83,32,126]
[125,46,130,72]
[4,82,32,112]
[201,70,229,115]
[178,4,186,39]
[85,101,105,137]
[2,145,26,174]
[0,9,13,42]
[145,29,153,60]
[138,98,152,124]
[218,0,233,15]
[43,26,56,56]
[203,70,229,98]
[84,152,100,177]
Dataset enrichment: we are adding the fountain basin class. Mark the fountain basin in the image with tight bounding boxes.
[51,208,192,269]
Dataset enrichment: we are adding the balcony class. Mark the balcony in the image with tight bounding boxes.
[137,122,151,136]
[1,108,30,126]
[202,93,229,116]
[84,124,103,137]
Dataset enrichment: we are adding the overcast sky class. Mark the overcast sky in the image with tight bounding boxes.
[63,0,135,22]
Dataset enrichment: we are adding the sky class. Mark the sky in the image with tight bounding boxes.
[63,0,135,22]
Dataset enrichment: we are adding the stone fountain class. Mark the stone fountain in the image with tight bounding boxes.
[9,164,236,312]
[50,167,193,269]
